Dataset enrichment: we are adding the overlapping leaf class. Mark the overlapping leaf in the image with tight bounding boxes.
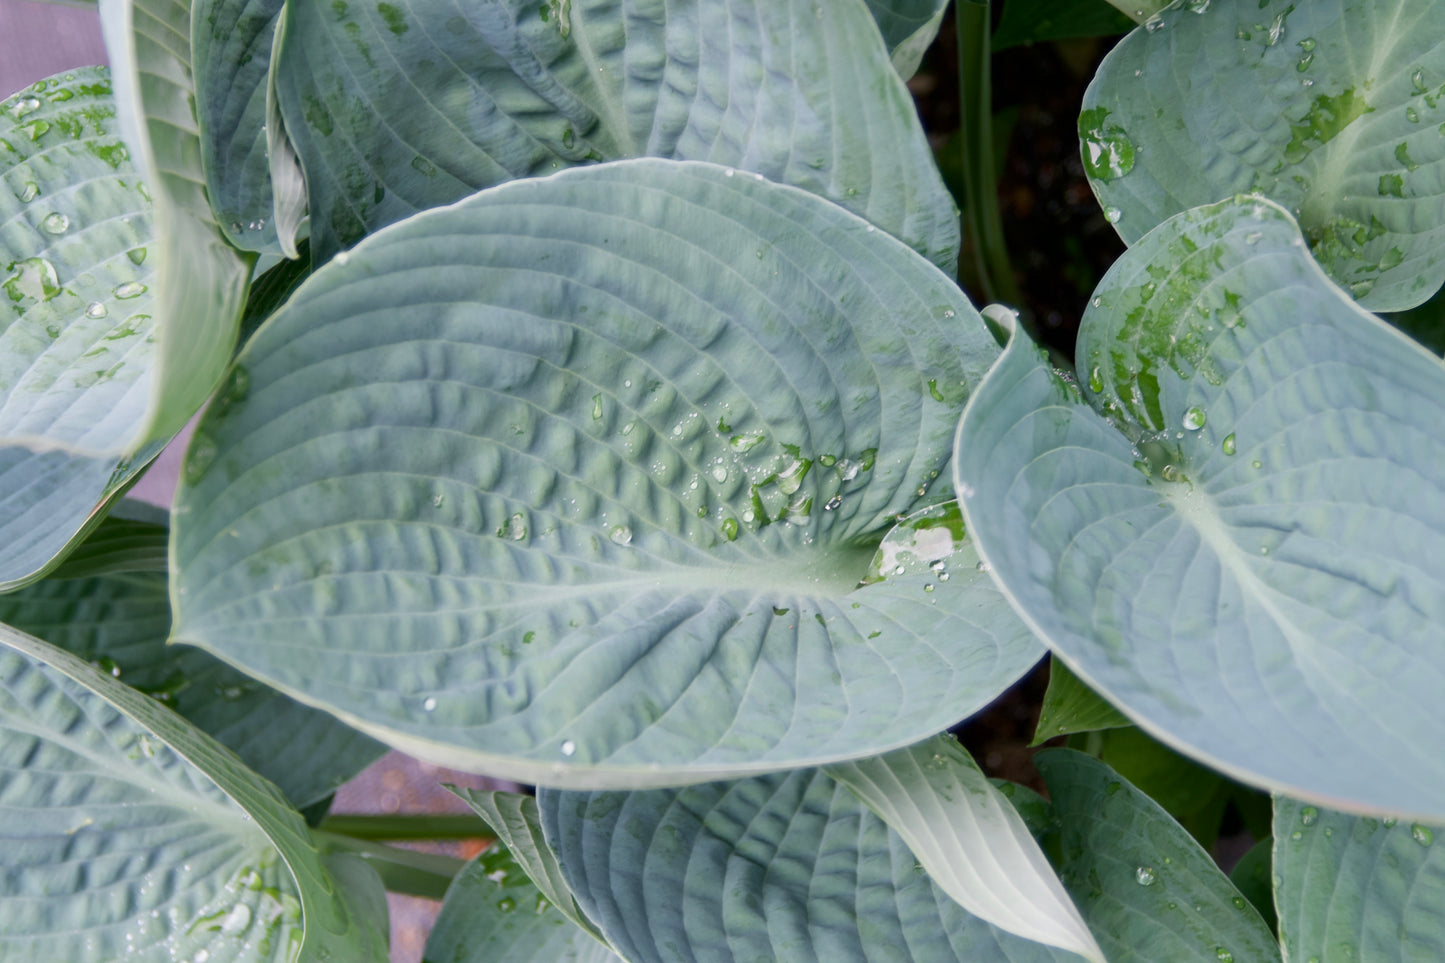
[1031,657,1131,745]
[1036,750,1280,963]
[100,0,254,444]
[273,0,958,270]
[827,734,1105,962]
[1083,0,1445,310]
[862,0,951,77]
[193,0,286,253]
[538,770,1090,963]
[0,625,388,963]
[170,158,1037,788]
[1275,797,1445,962]
[955,196,1445,818]
[0,69,162,588]
[0,545,385,807]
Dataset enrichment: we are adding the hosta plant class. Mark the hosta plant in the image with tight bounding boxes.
[1,0,1443,960]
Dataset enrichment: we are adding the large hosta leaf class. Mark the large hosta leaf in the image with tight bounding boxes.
[1036,750,1280,963]
[1082,0,1445,311]
[827,734,1105,962]
[0,625,389,962]
[955,196,1445,818]
[100,0,254,444]
[424,841,622,963]
[170,158,1037,788]
[0,69,163,588]
[274,0,958,270]
[1275,796,1445,961]
[538,770,1090,962]
[0,520,384,807]
[193,0,286,254]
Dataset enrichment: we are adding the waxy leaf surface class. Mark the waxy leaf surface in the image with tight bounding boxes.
[538,770,1089,962]
[1037,750,1279,963]
[274,0,958,270]
[1083,0,1445,311]
[0,69,159,588]
[955,196,1445,818]
[1275,797,1445,962]
[0,626,389,963]
[171,158,1038,788]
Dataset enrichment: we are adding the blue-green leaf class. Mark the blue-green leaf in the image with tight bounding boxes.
[1031,657,1132,746]
[539,770,1091,962]
[1083,0,1445,311]
[863,0,951,77]
[1037,749,1280,963]
[0,625,389,963]
[1275,797,1445,962]
[0,509,384,807]
[170,158,1036,788]
[827,734,1105,962]
[425,841,623,963]
[274,0,958,271]
[955,196,1445,819]
[100,0,255,444]
[0,68,161,588]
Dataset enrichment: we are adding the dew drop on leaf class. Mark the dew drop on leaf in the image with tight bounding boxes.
[1412,823,1434,847]
[40,212,68,234]
[1221,432,1236,455]
[1182,406,1206,430]
[1135,866,1156,885]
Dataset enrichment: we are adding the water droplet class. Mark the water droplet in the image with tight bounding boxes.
[976,560,991,573]
[1297,36,1316,52]
[220,904,251,935]
[1384,816,1398,828]
[114,280,147,299]
[923,583,934,593]
[1182,406,1206,430]
[591,393,603,420]
[1406,107,1420,124]
[1412,823,1434,847]
[560,740,576,756]
[1144,14,1165,32]
[1104,206,1122,224]
[1232,896,1247,911]
[1221,432,1236,456]
[499,512,528,540]
[41,212,69,234]
[432,492,444,507]
[423,697,437,712]
[126,247,146,265]
[711,464,729,483]
[1300,806,1318,826]
[1216,948,1234,962]
[497,896,517,912]
[1080,108,1137,182]
[824,493,842,511]
[1135,866,1156,885]
[4,257,61,302]
[1160,464,1185,483]
[17,181,39,203]
[84,301,107,319]
[609,525,632,546]
[1251,459,1263,469]
[1413,67,1428,94]
[11,97,41,118]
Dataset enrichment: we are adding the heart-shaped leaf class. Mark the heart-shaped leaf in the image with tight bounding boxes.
[955,196,1445,818]
[0,68,164,588]
[1274,797,1444,961]
[171,158,1038,788]
[0,625,389,963]
[826,734,1105,962]
[0,508,385,807]
[100,0,255,444]
[1036,749,1280,963]
[273,0,958,270]
[538,770,1091,962]
[1082,0,1445,311]
[425,840,623,963]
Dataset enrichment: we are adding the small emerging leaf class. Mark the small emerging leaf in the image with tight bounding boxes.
[1032,656,1133,745]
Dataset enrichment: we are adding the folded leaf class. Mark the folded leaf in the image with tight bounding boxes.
[1275,797,1445,962]
[539,770,1091,962]
[956,196,1445,818]
[863,0,951,77]
[0,625,389,963]
[1031,656,1132,746]
[171,158,1038,788]
[827,734,1105,962]
[274,0,958,270]
[1083,0,1445,310]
